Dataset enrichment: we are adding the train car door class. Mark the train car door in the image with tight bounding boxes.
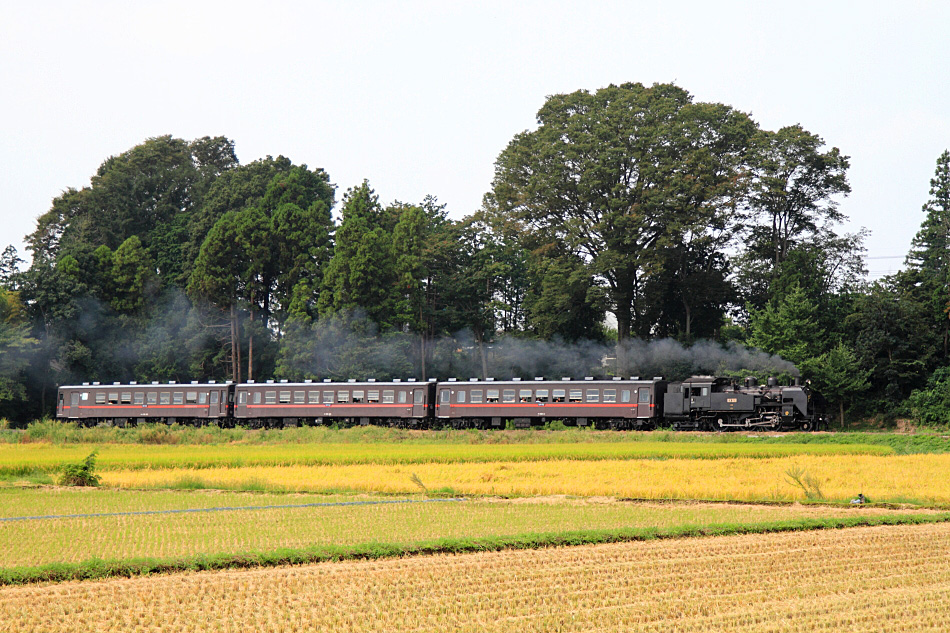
[69,392,81,419]
[412,389,426,418]
[235,389,248,419]
[437,388,451,418]
[209,390,219,418]
[690,384,711,410]
[636,387,652,418]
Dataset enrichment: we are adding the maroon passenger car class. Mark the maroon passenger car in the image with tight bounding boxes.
[56,381,232,426]
[233,379,437,427]
[433,377,667,429]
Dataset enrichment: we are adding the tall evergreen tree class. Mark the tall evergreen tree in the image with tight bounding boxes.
[905,150,950,358]
[318,182,398,328]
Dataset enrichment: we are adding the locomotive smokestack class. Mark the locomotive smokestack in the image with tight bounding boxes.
[794,377,802,387]
[767,377,777,388]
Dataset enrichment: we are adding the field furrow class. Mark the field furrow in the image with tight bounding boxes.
[2,523,948,632]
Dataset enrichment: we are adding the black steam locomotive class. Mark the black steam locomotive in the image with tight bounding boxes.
[56,374,825,431]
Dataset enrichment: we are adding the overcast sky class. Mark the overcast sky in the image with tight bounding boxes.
[2,1,947,280]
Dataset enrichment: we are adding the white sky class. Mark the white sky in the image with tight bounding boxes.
[2,1,948,281]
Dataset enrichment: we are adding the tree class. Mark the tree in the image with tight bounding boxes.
[907,367,950,427]
[25,135,237,287]
[110,236,157,314]
[905,149,950,358]
[744,125,851,269]
[806,342,870,427]
[318,182,398,328]
[0,289,37,415]
[486,82,757,370]
[0,246,24,290]
[523,250,605,342]
[747,283,826,367]
[844,278,937,408]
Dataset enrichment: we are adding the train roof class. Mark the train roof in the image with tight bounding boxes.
[60,381,232,389]
[442,377,665,386]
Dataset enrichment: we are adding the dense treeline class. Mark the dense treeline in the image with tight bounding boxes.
[1,83,948,427]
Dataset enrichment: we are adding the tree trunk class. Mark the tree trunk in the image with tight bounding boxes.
[839,400,845,429]
[229,304,238,382]
[614,290,633,376]
[248,307,255,382]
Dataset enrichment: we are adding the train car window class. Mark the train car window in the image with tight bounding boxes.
[108,393,119,404]
[368,390,380,403]
[337,391,349,403]
[222,392,231,405]
[133,393,144,405]
[569,390,583,403]
[186,392,198,403]
[121,392,132,404]
[702,387,709,396]
[603,389,616,403]
[309,391,319,404]
[161,392,171,405]
[536,389,549,403]
[199,393,208,405]
[279,391,291,404]
[621,390,631,403]
[586,389,599,402]
[265,391,276,404]
[81,392,89,401]
[173,392,184,405]
[96,393,107,404]
[398,391,407,404]
[294,391,305,404]
[253,392,262,404]
[456,391,466,403]
[383,390,395,404]
[470,390,483,403]
[353,391,365,403]
[519,389,532,402]
[553,389,565,403]
[323,391,334,404]
[440,390,451,403]
[413,390,424,404]
[639,388,651,403]
[486,389,499,403]
[503,389,516,403]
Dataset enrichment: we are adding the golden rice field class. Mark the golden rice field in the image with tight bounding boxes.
[101,453,950,503]
[0,488,924,569]
[4,522,949,632]
[0,440,893,475]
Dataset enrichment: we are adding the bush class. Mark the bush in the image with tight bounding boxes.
[908,367,950,428]
[58,451,101,487]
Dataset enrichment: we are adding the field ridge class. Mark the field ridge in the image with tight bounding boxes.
[3,511,948,586]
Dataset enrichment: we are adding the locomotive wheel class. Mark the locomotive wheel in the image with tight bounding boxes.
[800,420,813,432]
[710,418,725,432]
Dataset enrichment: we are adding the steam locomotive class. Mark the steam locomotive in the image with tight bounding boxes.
[56,375,826,431]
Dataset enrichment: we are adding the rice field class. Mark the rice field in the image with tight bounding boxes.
[0,440,894,476]
[0,488,929,570]
[101,452,950,503]
[4,522,949,632]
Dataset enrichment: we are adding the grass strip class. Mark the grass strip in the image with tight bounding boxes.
[4,511,948,586]
[0,441,895,477]
[7,421,950,455]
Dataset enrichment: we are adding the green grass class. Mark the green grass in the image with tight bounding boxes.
[5,420,950,453]
[0,487,937,571]
[2,507,948,585]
